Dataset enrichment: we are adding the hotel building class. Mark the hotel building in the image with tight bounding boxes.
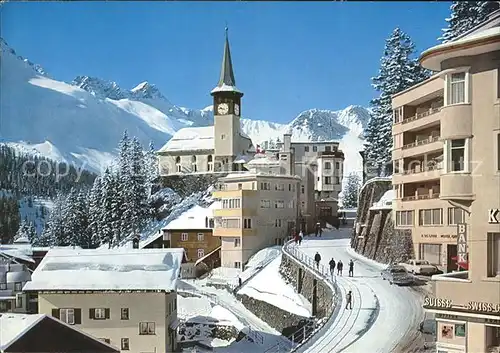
[392,10,500,353]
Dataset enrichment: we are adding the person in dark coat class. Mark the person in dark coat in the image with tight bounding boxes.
[348,259,354,277]
[315,228,319,237]
[314,252,321,269]
[298,234,302,245]
[329,258,336,276]
[337,260,343,276]
[345,290,353,310]
[238,277,242,287]
[319,227,323,237]
[294,233,300,245]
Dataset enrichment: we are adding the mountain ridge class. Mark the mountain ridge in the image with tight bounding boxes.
[0,37,369,176]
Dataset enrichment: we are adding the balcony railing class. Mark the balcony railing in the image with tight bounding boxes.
[402,163,442,175]
[402,192,440,201]
[402,106,442,124]
[402,135,440,150]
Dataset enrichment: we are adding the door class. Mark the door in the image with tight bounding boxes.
[447,244,458,272]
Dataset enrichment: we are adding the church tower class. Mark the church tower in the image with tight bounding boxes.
[211,27,244,172]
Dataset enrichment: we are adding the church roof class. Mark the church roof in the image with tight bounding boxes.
[211,28,243,95]
[158,126,252,153]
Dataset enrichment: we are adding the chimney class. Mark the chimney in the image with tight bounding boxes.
[283,134,292,152]
[132,236,139,249]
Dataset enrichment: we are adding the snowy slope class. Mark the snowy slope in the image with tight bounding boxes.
[1,38,369,176]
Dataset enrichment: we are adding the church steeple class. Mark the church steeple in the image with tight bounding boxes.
[211,27,243,97]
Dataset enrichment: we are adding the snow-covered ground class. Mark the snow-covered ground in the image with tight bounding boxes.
[292,229,425,353]
[237,254,312,317]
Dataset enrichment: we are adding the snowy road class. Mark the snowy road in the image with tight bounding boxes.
[293,229,425,353]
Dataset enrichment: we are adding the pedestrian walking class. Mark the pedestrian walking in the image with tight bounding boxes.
[238,277,242,287]
[319,227,323,237]
[329,258,336,276]
[298,234,302,245]
[314,252,321,269]
[345,290,353,310]
[337,260,343,276]
[348,259,354,277]
[294,233,300,245]
[314,228,318,237]
[299,230,304,239]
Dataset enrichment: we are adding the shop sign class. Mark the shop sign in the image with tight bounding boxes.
[489,209,500,224]
[424,296,453,309]
[466,301,500,314]
[436,313,500,325]
[456,223,468,263]
[421,234,457,239]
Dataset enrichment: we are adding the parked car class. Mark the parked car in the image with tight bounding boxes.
[399,259,441,275]
[381,264,415,285]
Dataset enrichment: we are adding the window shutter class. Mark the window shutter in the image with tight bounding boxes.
[105,308,110,319]
[52,308,60,319]
[74,308,82,324]
[89,308,95,319]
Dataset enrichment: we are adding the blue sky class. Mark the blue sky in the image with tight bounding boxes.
[2,1,450,124]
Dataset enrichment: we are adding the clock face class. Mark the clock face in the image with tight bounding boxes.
[217,103,229,115]
[234,103,240,116]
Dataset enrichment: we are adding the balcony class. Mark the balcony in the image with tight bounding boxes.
[402,135,440,150]
[401,182,440,202]
[402,106,442,125]
[394,128,442,160]
[213,208,257,217]
[213,227,256,237]
[212,189,258,199]
[393,92,444,134]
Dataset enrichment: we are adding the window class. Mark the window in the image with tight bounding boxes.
[260,200,271,208]
[280,154,288,161]
[197,249,205,258]
[90,308,109,320]
[446,72,467,105]
[222,198,241,209]
[487,233,500,277]
[325,146,331,152]
[324,177,332,185]
[207,155,213,171]
[175,156,181,173]
[191,156,197,172]
[243,218,252,229]
[238,183,242,190]
[221,218,240,228]
[60,308,76,325]
[419,209,443,226]
[275,219,282,227]
[335,162,340,170]
[448,207,465,225]
[234,238,241,247]
[221,134,226,140]
[14,282,22,292]
[121,308,129,320]
[301,201,305,209]
[497,133,500,171]
[121,338,130,350]
[234,262,241,269]
[0,283,6,290]
[304,146,309,152]
[260,182,271,190]
[334,176,340,184]
[449,139,466,172]
[455,324,466,337]
[100,338,111,344]
[0,301,9,312]
[313,146,317,152]
[15,294,23,309]
[139,322,156,335]
[181,233,188,241]
[301,185,305,194]
[197,233,204,241]
[275,200,285,208]
[393,107,403,124]
[396,211,414,226]
[324,162,331,170]
[275,183,285,191]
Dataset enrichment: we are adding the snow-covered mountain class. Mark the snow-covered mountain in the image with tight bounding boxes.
[0,37,369,176]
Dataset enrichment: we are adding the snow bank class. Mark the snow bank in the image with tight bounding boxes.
[24,248,184,291]
[238,255,312,317]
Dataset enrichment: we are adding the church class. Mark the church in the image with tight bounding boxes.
[157,29,256,175]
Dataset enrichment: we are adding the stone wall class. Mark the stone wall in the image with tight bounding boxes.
[350,179,415,264]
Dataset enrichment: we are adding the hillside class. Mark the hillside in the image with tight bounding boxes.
[1,37,369,177]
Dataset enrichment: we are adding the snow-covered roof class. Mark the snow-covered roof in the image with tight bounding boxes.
[0,313,46,350]
[162,204,216,231]
[246,154,280,166]
[222,172,300,180]
[158,126,252,153]
[370,189,395,211]
[234,155,250,164]
[210,83,243,95]
[23,248,184,292]
[421,26,500,71]
[0,313,119,352]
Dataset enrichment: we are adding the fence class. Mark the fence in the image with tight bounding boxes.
[262,239,338,353]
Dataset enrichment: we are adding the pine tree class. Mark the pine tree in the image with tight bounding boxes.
[100,169,117,248]
[342,173,361,209]
[13,220,30,242]
[127,137,148,240]
[365,28,430,176]
[440,1,499,43]
[145,141,159,197]
[38,193,66,246]
[88,177,103,248]
[117,130,132,239]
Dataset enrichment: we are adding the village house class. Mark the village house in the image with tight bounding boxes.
[0,313,120,353]
[140,204,221,277]
[23,248,184,353]
[392,9,500,353]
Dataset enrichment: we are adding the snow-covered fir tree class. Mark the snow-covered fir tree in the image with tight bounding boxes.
[145,141,159,197]
[440,1,499,43]
[127,137,149,237]
[13,220,31,242]
[100,168,117,248]
[62,188,91,247]
[342,173,361,209]
[365,28,430,176]
[87,177,103,248]
[38,193,66,246]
